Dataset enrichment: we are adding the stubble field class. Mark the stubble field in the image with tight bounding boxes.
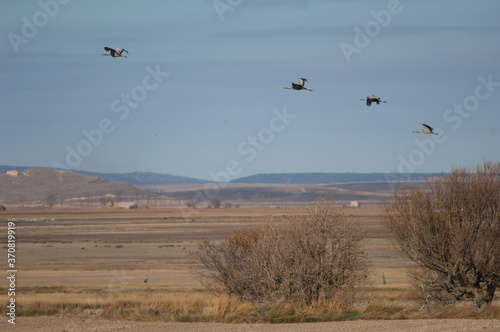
[1,205,499,331]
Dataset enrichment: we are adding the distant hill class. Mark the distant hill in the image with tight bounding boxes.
[0,165,209,185]
[0,167,435,206]
[159,182,429,206]
[230,172,440,184]
[75,170,210,185]
[0,166,441,186]
[0,168,149,206]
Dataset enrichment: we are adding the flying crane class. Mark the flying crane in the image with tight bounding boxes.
[101,47,128,58]
[283,78,312,91]
[359,95,387,106]
[413,124,438,135]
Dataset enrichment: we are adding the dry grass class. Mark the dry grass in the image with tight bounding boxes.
[3,288,499,323]
[1,205,499,323]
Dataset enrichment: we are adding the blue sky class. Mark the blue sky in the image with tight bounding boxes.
[1,0,499,181]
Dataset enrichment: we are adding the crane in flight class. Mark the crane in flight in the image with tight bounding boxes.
[360,95,386,106]
[413,124,438,135]
[101,47,128,58]
[283,78,312,91]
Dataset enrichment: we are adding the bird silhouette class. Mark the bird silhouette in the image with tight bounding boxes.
[283,78,312,91]
[359,95,387,106]
[101,47,128,58]
[413,124,438,135]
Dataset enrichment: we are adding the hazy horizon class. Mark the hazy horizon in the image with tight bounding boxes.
[0,163,447,183]
[1,0,499,181]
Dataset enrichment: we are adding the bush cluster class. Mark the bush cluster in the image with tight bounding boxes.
[190,201,368,305]
[383,161,500,308]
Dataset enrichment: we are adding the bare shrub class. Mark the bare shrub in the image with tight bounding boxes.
[189,200,368,306]
[45,193,57,208]
[382,161,500,308]
[185,199,200,209]
[210,197,222,209]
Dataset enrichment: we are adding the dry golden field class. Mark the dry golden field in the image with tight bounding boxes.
[1,205,499,331]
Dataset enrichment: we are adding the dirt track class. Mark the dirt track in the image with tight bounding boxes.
[3,316,500,332]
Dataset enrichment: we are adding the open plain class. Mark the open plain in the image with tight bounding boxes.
[1,205,499,331]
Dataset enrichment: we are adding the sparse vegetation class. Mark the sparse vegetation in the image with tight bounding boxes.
[210,197,222,208]
[158,244,175,248]
[190,201,368,306]
[3,291,500,322]
[185,199,200,209]
[4,196,499,326]
[45,193,57,208]
[383,161,500,309]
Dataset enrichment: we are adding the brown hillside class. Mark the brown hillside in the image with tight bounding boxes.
[0,168,146,206]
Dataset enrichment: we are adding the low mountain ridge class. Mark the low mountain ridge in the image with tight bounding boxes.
[0,165,209,185]
[77,170,210,185]
[0,167,433,206]
[230,172,439,184]
[0,165,439,185]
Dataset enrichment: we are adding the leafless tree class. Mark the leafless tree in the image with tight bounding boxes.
[189,200,368,305]
[190,228,258,297]
[185,199,200,209]
[45,193,57,208]
[382,161,500,308]
[210,197,222,209]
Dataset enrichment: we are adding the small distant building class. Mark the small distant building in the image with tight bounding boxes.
[349,201,360,208]
[117,202,138,209]
[6,170,18,176]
